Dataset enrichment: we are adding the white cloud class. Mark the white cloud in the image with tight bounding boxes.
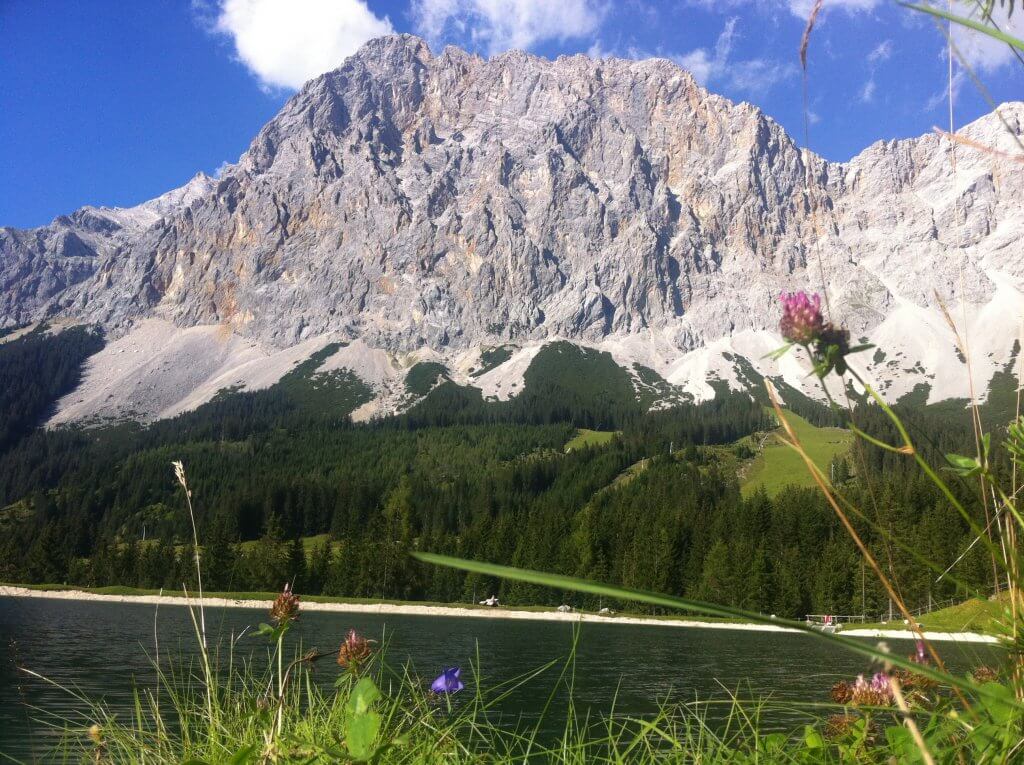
[948,0,1024,73]
[867,39,893,63]
[212,0,394,90]
[921,2,1022,109]
[672,18,796,93]
[675,17,737,84]
[728,58,798,92]
[926,68,966,112]
[784,0,1021,75]
[675,48,715,84]
[412,0,605,54]
[786,0,881,17]
[859,39,890,104]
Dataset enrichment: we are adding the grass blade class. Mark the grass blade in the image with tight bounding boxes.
[412,551,1017,710]
[903,3,1024,52]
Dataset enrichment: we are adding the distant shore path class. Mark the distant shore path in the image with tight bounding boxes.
[0,585,999,644]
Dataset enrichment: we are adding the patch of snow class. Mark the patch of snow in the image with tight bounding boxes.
[45,276,1024,427]
[49,319,336,425]
[471,343,544,401]
[317,339,401,388]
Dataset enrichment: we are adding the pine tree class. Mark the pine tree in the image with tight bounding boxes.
[695,541,735,605]
[306,539,332,595]
[285,537,307,592]
[204,518,237,591]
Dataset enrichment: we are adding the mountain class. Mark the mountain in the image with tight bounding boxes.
[2,34,1022,424]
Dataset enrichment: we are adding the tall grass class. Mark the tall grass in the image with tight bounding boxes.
[26,616,808,763]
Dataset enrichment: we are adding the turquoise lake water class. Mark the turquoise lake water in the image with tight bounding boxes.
[0,597,1000,761]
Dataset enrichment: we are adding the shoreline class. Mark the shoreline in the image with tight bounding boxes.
[0,586,998,643]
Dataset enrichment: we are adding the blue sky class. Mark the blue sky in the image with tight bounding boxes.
[2,0,1021,229]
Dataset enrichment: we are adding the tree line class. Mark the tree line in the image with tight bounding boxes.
[0,327,1008,620]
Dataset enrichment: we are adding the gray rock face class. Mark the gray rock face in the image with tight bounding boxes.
[2,34,1022,361]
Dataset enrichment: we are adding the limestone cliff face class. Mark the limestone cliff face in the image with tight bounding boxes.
[2,35,1022,419]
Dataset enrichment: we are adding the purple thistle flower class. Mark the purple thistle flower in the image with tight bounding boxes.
[849,672,893,706]
[430,667,464,694]
[779,291,825,345]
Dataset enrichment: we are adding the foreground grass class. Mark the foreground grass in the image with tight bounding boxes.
[741,412,853,497]
[34,634,813,764]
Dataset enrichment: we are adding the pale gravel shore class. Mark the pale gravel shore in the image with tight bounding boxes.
[0,586,999,643]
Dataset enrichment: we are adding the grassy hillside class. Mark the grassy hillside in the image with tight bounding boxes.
[564,429,617,451]
[238,532,335,555]
[849,595,1008,636]
[915,596,1008,634]
[741,411,853,497]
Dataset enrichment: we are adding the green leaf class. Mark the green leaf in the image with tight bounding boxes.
[253,622,277,639]
[803,724,825,750]
[334,673,352,689]
[346,676,382,716]
[884,726,920,762]
[978,681,1015,725]
[345,710,382,762]
[762,732,787,753]
[944,453,980,476]
[228,744,259,765]
[763,342,794,361]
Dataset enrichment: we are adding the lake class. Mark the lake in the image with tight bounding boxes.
[0,597,1000,761]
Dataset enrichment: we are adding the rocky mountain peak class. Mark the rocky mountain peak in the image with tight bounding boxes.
[1,37,1022,423]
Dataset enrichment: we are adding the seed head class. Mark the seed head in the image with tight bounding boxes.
[171,460,191,498]
[337,629,374,670]
[269,583,300,627]
[972,665,999,683]
[850,672,893,707]
[830,680,853,705]
[824,713,858,739]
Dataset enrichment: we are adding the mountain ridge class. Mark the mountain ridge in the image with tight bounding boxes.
[2,34,1022,423]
